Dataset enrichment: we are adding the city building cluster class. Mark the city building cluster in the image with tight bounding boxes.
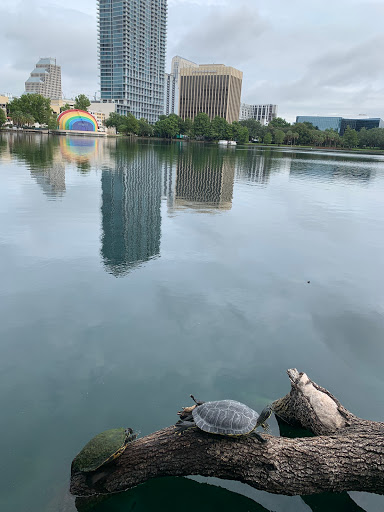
[1,0,383,133]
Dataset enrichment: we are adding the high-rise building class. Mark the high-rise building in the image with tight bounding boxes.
[239,103,277,124]
[25,58,62,99]
[179,64,243,124]
[164,56,198,116]
[97,0,167,123]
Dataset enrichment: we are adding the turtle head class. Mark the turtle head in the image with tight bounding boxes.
[256,404,274,428]
[124,428,139,443]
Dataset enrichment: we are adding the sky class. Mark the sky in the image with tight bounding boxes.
[1,0,384,122]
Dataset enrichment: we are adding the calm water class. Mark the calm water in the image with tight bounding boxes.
[1,133,384,512]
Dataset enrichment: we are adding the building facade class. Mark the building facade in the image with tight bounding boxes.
[239,103,277,124]
[164,56,198,116]
[0,95,9,117]
[295,115,384,135]
[25,58,62,99]
[97,0,167,123]
[179,64,243,124]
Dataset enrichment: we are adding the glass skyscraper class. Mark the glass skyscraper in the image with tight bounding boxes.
[97,0,167,123]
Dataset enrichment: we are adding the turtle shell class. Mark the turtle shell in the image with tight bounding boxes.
[72,428,130,472]
[192,400,259,435]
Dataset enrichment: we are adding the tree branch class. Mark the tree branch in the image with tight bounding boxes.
[70,369,384,498]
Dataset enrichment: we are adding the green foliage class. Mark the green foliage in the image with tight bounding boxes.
[210,116,229,140]
[180,118,193,136]
[8,94,52,125]
[120,113,139,135]
[193,113,211,139]
[105,112,125,131]
[138,118,154,137]
[239,119,264,140]
[269,117,291,128]
[74,94,91,111]
[0,108,7,127]
[154,115,179,139]
[342,126,358,148]
[263,132,272,144]
[60,103,72,113]
[274,129,285,145]
[231,122,249,144]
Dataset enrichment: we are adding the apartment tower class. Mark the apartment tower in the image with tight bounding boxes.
[164,56,198,115]
[25,58,62,99]
[179,64,243,124]
[97,0,167,123]
[239,103,278,125]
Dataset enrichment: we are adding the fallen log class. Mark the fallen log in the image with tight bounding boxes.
[70,369,384,498]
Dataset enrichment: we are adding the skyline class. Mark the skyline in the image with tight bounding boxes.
[1,0,383,122]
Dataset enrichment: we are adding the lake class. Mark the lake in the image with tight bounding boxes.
[0,133,383,512]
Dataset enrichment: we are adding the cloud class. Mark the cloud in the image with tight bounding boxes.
[1,0,98,97]
[169,4,269,67]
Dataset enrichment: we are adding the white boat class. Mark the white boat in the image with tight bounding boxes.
[228,141,237,146]
[218,140,228,145]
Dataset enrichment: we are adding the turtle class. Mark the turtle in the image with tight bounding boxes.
[176,395,273,443]
[72,427,137,473]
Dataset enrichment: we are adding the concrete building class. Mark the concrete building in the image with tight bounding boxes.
[179,64,243,124]
[239,103,277,124]
[296,115,384,135]
[97,0,167,123]
[164,56,198,116]
[89,101,116,127]
[50,98,75,115]
[25,58,62,99]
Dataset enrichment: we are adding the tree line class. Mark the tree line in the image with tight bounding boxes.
[105,112,250,143]
[1,93,91,129]
[240,117,384,149]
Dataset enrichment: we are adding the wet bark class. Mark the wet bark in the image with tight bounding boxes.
[70,369,384,498]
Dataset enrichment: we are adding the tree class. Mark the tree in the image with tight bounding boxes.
[193,112,211,139]
[269,117,291,128]
[210,116,229,140]
[70,368,384,501]
[105,112,125,132]
[285,130,293,145]
[8,94,52,125]
[0,108,7,127]
[274,129,285,145]
[121,113,139,135]
[231,122,249,144]
[154,115,179,139]
[60,103,72,113]
[343,126,358,148]
[74,94,91,111]
[239,119,264,140]
[180,118,193,137]
[263,132,272,144]
[138,118,154,137]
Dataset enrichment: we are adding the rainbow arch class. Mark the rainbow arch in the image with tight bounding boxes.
[57,109,98,132]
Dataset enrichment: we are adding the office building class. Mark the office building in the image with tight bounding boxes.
[25,58,62,99]
[0,95,9,117]
[179,64,243,124]
[97,0,167,123]
[164,56,198,115]
[239,103,277,124]
[296,115,384,135]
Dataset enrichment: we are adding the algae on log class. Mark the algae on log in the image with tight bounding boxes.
[70,369,384,498]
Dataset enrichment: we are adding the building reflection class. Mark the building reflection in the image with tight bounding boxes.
[101,145,162,277]
[235,149,277,185]
[169,146,235,211]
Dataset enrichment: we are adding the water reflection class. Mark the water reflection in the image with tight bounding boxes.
[173,146,235,210]
[101,145,162,277]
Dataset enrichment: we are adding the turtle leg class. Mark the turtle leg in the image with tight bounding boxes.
[251,431,268,443]
[190,395,205,406]
[175,420,196,433]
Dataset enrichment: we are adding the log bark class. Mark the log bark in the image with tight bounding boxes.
[70,369,384,498]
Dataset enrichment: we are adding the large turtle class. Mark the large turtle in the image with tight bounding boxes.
[72,427,137,473]
[176,395,273,443]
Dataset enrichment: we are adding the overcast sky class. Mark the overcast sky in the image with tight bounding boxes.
[1,0,383,121]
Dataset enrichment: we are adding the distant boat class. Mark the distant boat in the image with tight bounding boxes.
[228,141,237,146]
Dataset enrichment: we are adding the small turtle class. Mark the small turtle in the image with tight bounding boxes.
[72,427,137,473]
[177,395,273,443]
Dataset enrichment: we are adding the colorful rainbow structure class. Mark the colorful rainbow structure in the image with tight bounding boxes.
[60,137,98,163]
[57,109,98,132]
